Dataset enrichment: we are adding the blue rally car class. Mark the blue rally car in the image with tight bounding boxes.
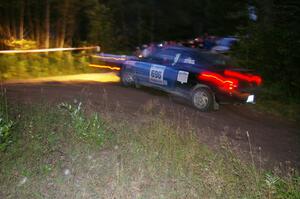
[120,46,262,111]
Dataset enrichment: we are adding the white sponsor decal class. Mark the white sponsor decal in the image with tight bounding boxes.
[183,57,195,65]
[177,71,189,83]
[149,65,166,85]
[124,60,136,65]
[172,53,181,65]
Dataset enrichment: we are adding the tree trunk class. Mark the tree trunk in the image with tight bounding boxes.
[137,5,142,45]
[19,0,25,40]
[150,11,155,42]
[34,2,41,46]
[26,0,34,40]
[44,0,50,48]
[4,9,11,38]
[59,0,69,48]
[34,18,40,47]
[10,5,17,39]
[55,20,61,47]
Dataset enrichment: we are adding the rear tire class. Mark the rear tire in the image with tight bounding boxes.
[191,88,214,112]
[121,69,135,87]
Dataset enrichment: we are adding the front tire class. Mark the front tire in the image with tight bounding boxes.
[191,88,214,112]
[121,69,135,87]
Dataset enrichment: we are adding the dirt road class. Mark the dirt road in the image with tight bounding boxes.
[3,73,300,170]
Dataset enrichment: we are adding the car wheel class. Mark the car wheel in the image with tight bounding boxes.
[191,88,214,111]
[121,69,135,87]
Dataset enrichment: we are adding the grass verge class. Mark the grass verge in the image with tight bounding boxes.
[0,100,299,198]
[256,100,300,122]
[253,83,300,121]
[0,52,95,80]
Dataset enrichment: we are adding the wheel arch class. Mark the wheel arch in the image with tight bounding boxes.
[192,83,211,92]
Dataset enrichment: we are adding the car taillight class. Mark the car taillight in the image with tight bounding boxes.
[224,70,262,85]
[198,72,238,92]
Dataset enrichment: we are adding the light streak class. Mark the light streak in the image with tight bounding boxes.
[89,64,121,71]
[198,72,238,91]
[224,70,262,85]
[200,73,235,85]
[92,55,126,61]
[0,46,100,54]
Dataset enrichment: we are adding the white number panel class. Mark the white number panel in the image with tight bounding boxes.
[149,65,166,85]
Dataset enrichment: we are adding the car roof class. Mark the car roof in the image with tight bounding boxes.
[152,46,232,67]
[160,46,202,53]
[161,46,220,56]
[218,37,238,41]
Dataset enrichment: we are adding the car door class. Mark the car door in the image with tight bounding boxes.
[147,49,181,90]
[135,48,179,91]
[172,51,200,93]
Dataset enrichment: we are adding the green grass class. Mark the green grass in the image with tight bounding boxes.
[256,100,300,122]
[0,100,299,198]
[0,89,13,152]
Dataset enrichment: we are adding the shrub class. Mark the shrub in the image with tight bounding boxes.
[59,102,112,146]
[0,93,13,152]
[0,116,13,152]
[5,39,37,50]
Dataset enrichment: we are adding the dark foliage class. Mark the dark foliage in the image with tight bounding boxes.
[233,0,300,101]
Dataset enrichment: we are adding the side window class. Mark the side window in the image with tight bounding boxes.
[150,49,179,66]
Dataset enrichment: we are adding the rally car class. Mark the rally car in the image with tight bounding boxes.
[120,46,262,111]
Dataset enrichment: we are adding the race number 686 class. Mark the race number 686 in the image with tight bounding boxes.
[151,70,162,79]
[149,65,165,84]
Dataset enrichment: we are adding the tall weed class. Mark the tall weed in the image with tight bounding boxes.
[59,102,112,146]
[0,89,13,151]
